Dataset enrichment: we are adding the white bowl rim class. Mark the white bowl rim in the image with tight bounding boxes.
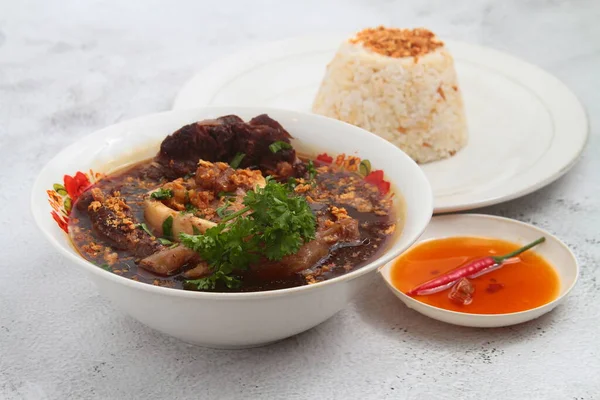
[32,106,434,300]
[381,213,579,318]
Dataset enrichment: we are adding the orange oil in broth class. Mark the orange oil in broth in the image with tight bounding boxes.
[391,237,560,314]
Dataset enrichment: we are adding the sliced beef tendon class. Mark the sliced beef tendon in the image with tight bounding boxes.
[139,245,199,276]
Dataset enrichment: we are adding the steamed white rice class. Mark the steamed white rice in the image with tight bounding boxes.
[312,40,468,163]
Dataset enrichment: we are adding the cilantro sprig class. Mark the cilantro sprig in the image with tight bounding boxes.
[180,177,316,290]
[136,222,154,237]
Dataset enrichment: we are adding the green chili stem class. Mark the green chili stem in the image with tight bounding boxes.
[493,237,546,263]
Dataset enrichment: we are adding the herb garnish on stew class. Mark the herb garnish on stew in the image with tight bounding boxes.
[269,141,292,153]
[162,216,174,240]
[151,188,173,200]
[180,178,317,289]
[229,152,245,169]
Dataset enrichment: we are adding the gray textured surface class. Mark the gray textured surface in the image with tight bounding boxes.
[1,0,599,399]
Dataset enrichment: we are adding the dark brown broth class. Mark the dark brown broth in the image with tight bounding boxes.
[69,159,397,292]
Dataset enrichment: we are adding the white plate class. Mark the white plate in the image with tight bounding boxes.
[173,35,588,213]
[379,214,578,328]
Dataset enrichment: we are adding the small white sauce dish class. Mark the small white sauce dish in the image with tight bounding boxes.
[32,106,433,348]
[380,214,578,328]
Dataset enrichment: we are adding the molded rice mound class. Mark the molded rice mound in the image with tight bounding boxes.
[312,28,468,164]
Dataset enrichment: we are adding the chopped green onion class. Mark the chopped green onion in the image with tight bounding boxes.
[269,141,292,153]
[229,152,246,169]
[307,160,317,181]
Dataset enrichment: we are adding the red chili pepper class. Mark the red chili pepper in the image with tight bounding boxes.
[316,153,333,164]
[406,237,546,296]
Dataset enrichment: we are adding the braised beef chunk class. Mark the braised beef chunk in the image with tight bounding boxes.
[230,115,294,175]
[217,115,244,125]
[86,188,163,258]
[155,114,300,179]
[248,114,289,133]
[156,119,236,178]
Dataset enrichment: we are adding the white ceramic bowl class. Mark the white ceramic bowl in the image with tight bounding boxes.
[32,107,433,348]
[380,214,578,328]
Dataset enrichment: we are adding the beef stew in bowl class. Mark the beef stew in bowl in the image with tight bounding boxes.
[66,114,398,292]
[33,107,431,347]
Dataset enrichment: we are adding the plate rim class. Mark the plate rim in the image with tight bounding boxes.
[173,34,589,213]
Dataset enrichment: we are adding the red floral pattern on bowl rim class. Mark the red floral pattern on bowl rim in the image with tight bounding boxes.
[47,170,103,233]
